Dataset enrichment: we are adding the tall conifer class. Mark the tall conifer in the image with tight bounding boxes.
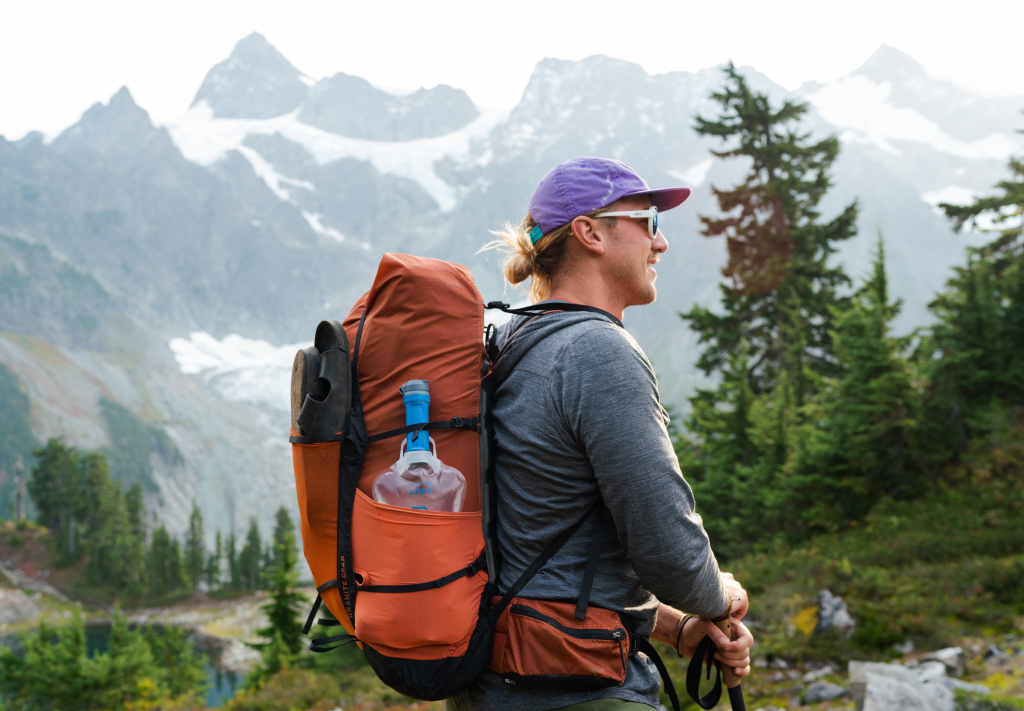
[184,501,206,593]
[255,507,305,661]
[27,439,82,561]
[813,235,923,524]
[237,518,263,592]
[929,126,1024,443]
[684,62,857,398]
[677,64,858,552]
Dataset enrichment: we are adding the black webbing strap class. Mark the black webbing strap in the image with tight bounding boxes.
[687,634,724,709]
[302,580,342,634]
[302,594,324,635]
[490,501,600,622]
[291,415,478,446]
[355,550,486,594]
[309,633,358,653]
[574,509,603,620]
[337,309,369,626]
[638,636,682,711]
[365,416,479,443]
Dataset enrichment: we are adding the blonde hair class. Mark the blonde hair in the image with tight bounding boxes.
[483,206,620,303]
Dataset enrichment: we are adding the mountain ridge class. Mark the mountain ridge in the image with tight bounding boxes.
[0,39,1020,542]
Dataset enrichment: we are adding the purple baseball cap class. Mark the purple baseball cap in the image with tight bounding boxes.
[528,157,691,243]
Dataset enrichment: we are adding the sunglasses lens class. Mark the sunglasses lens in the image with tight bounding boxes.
[650,208,658,238]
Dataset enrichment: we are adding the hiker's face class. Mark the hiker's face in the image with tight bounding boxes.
[604,196,669,308]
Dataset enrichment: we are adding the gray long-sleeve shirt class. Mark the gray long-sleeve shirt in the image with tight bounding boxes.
[453,306,727,711]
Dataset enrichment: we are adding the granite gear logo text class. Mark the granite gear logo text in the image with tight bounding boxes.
[410,487,432,494]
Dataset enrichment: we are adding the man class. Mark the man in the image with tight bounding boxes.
[451,158,753,710]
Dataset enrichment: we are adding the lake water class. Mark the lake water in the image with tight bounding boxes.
[3,622,242,708]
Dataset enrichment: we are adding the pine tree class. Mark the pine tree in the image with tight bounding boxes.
[78,451,112,546]
[676,347,757,557]
[94,609,157,709]
[145,524,185,596]
[812,235,923,524]
[168,537,187,593]
[736,368,817,541]
[142,624,207,698]
[125,482,146,541]
[184,501,206,593]
[676,63,858,551]
[227,531,239,591]
[926,132,1024,444]
[237,518,263,592]
[27,438,83,562]
[120,483,147,596]
[206,529,223,590]
[685,62,857,398]
[255,507,306,663]
[86,480,123,587]
[917,246,1024,459]
[245,631,295,691]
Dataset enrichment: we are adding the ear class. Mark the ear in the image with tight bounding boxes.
[569,215,609,256]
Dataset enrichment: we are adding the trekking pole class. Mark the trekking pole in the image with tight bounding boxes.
[686,600,747,710]
[712,609,746,711]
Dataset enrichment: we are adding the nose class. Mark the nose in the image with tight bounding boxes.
[652,229,668,254]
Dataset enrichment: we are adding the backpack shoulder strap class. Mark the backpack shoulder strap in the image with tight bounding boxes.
[485,301,624,329]
[488,501,601,622]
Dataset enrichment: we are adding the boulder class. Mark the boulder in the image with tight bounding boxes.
[849,661,954,711]
[984,644,1011,664]
[942,677,990,696]
[914,660,949,683]
[802,662,838,682]
[803,680,848,704]
[815,589,855,637]
[921,647,966,677]
[862,672,947,711]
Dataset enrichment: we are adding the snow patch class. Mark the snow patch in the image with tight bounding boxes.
[669,158,713,187]
[921,186,1020,233]
[169,332,306,413]
[302,211,345,242]
[921,186,978,208]
[235,145,313,203]
[807,76,1018,160]
[165,102,508,211]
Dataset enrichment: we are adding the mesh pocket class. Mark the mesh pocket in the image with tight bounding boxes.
[292,441,354,632]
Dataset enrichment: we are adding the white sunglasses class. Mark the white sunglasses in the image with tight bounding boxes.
[596,207,659,238]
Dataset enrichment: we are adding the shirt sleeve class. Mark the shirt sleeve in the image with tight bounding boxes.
[549,324,729,617]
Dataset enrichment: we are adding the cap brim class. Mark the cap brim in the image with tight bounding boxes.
[625,186,691,212]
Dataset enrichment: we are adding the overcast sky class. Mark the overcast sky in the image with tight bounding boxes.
[3,0,1024,141]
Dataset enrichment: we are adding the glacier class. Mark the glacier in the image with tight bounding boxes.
[164,102,509,211]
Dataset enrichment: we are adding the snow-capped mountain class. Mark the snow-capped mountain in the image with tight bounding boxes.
[802,45,1020,200]
[0,33,1020,539]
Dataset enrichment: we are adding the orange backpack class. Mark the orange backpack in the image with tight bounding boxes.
[290,253,495,698]
[290,253,683,705]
